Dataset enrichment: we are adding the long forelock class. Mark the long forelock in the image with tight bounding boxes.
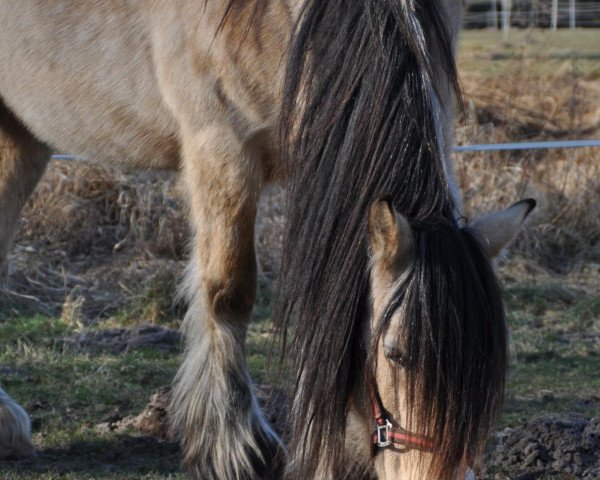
[372,222,508,478]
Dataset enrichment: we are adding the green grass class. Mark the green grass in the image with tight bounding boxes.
[0,313,183,479]
[500,274,600,429]
[0,286,277,479]
[458,28,600,77]
[2,265,599,478]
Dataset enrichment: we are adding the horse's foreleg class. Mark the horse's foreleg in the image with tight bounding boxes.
[0,101,49,458]
[0,99,50,268]
[171,127,282,480]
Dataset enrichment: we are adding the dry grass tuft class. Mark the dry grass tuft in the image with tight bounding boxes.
[457,54,600,269]
[3,161,284,322]
[21,161,188,259]
[2,162,188,322]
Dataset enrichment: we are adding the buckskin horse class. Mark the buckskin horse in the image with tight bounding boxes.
[0,1,535,479]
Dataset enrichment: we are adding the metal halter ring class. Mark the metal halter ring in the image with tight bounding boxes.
[376,420,393,448]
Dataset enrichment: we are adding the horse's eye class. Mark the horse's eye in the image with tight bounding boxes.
[384,349,406,367]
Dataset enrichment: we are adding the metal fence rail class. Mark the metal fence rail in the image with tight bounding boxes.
[49,139,600,162]
[454,139,600,152]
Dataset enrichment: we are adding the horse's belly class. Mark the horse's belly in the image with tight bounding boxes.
[0,1,181,169]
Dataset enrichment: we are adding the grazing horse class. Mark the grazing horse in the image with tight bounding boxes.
[0,1,535,479]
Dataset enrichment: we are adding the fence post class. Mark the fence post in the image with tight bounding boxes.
[491,0,498,29]
[528,1,536,27]
[552,0,558,30]
[570,0,576,30]
[502,0,511,39]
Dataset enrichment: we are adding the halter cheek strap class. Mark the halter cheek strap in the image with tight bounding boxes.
[370,386,435,452]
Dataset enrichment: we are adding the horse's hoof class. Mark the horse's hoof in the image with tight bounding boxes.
[172,378,285,480]
[0,390,35,459]
[180,414,285,480]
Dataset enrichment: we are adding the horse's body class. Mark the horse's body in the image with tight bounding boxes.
[0,2,533,479]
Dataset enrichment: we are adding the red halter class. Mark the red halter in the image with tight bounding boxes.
[369,385,435,452]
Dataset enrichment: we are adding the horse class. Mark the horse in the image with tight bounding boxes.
[0,1,536,479]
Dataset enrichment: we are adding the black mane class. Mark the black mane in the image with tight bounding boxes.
[224,0,508,478]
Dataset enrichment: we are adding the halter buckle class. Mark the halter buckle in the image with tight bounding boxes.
[376,420,393,448]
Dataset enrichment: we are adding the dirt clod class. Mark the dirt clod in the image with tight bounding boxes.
[97,385,289,441]
[63,324,181,354]
[484,415,600,479]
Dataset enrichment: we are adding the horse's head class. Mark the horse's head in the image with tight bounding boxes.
[366,198,536,479]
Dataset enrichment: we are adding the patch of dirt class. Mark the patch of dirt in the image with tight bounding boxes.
[97,385,289,441]
[97,388,172,440]
[483,415,600,479]
[63,324,181,354]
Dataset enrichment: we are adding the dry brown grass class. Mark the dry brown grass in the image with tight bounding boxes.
[3,161,285,322]
[2,163,188,322]
[457,66,600,269]
[20,162,188,259]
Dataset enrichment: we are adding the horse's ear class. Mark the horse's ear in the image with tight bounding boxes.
[368,199,413,267]
[469,199,536,258]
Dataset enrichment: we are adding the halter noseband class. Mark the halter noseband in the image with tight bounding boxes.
[369,384,435,452]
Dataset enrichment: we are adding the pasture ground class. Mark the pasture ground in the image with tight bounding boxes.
[1,29,599,479]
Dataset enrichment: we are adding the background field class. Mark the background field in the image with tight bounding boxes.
[1,29,599,479]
